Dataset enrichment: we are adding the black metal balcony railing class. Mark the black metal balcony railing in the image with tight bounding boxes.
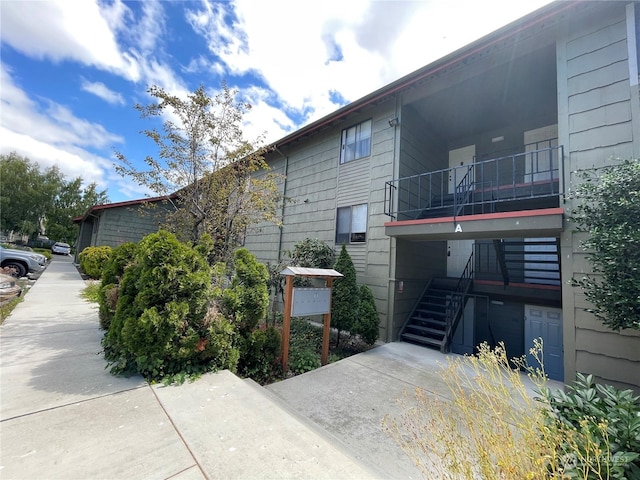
[385,145,564,220]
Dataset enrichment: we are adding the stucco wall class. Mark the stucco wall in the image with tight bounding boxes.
[557,1,640,390]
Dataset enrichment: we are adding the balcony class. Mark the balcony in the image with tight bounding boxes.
[385,145,564,221]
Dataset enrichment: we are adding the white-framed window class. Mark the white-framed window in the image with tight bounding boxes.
[340,119,372,164]
[336,204,368,244]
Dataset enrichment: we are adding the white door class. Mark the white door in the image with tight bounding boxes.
[447,145,475,277]
[524,125,558,182]
[524,304,563,381]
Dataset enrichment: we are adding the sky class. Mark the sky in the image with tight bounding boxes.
[1,0,553,204]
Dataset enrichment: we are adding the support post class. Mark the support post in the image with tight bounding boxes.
[282,275,293,372]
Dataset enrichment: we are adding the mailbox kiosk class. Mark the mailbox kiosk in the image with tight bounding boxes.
[279,267,343,371]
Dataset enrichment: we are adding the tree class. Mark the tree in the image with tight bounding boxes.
[0,152,64,236]
[332,244,359,347]
[46,178,108,243]
[0,152,107,241]
[115,83,283,264]
[569,159,640,331]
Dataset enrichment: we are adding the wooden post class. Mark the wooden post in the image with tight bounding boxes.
[321,277,333,366]
[282,275,294,372]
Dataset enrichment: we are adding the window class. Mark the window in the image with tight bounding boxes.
[336,204,368,244]
[340,120,371,164]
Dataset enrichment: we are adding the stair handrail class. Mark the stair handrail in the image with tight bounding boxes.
[442,250,474,352]
[454,164,474,218]
[398,278,435,338]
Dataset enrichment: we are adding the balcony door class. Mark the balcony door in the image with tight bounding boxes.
[524,124,558,182]
[447,145,475,278]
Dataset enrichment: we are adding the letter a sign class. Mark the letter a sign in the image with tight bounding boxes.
[454,224,463,233]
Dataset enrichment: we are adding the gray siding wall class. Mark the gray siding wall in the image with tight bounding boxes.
[396,106,447,221]
[243,155,287,265]
[558,2,640,390]
[243,100,397,341]
[95,204,166,248]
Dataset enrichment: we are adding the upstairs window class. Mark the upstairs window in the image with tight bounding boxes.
[336,204,367,244]
[340,119,371,164]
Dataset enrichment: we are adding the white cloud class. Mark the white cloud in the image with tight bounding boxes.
[0,0,136,79]
[187,0,554,133]
[0,65,140,199]
[131,0,165,53]
[81,79,126,105]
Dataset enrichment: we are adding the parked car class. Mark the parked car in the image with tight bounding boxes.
[0,246,47,278]
[0,273,22,303]
[27,236,56,249]
[51,242,71,255]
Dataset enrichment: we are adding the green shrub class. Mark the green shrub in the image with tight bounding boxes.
[238,326,282,384]
[221,248,269,334]
[354,284,379,345]
[287,238,335,268]
[289,317,323,350]
[332,244,359,347]
[288,346,321,375]
[103,230,238,382]
[569,160,640,331]
[78,246,112,279]
[539,373,640,478]
[98,242,138,330]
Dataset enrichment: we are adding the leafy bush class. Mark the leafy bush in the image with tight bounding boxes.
[221,248,269,334]
[287,238,335,268]
[102,230,238,382]
[288,347,321,375]
[78,245,112,279]
[332,244,359,347]
[98,242,138,330]
[237,326,282,384]
[354,284,379,345]
[569,160,640,331]
[539,373,640,478]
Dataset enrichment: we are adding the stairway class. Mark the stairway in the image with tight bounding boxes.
[477,238,561,286]
[400,277,461,352]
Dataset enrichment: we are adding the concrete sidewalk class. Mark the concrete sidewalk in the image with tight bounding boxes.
[0,256,382,480]
[0,255,562,480]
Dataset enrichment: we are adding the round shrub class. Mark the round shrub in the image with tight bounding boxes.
[289,347,321,375]
[102,230,238,382]
[78,245,112,279]
[98,242,138,331]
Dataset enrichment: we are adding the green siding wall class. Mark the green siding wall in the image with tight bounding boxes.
[558,2,640,390]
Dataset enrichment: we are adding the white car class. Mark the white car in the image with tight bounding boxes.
[51,242,72,255]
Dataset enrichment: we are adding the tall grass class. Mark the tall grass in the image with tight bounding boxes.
[383,341,621,479]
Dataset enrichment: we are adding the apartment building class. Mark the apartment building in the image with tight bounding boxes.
[244,1,640,389]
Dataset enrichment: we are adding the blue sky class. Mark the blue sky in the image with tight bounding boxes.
[1,0,552,204]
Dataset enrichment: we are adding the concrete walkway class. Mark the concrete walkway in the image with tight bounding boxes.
[1,255,561,480]
[0,256,382,480]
